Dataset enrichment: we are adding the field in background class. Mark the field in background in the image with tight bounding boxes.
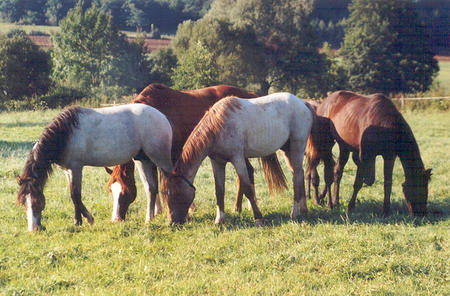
[0,108,448,295]
[436,60,450,94]
[0,22,173,39]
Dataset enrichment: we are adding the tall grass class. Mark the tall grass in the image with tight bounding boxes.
[0,107,448,295]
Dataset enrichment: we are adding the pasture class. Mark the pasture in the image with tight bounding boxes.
[0,107,449,295]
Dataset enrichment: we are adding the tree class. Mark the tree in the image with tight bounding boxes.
[0,31,51,102]
[340,0,439,94]
[145,48,178,86]
[174,0,330,96]
[51,1,149,95]
[171,40,218,89]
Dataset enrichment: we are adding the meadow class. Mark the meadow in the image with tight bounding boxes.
[0,107,448,295]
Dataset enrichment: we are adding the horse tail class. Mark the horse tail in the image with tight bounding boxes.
[159,170,169,205]
[260,153,288,196]
[304,101,320,162]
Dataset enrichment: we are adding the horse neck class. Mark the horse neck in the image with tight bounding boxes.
[174,146,209,182]
[21,151,51,193]
[396,123,424,180]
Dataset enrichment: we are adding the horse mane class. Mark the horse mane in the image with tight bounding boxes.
[174,97,242,175]
[17,106,83,204]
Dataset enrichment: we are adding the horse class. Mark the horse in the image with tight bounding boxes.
[317,90,432,216]
[106,83,286,221]
[17,104,173,231]
[166,93,314,225]
[303,100,338,209]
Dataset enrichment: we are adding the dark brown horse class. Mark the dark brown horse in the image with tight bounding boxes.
[107,84,286,221]
[317,90,431,216]
[304,100,338,209]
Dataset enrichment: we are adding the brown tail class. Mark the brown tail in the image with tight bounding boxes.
[159,170,169,205]
[260,153,288,196]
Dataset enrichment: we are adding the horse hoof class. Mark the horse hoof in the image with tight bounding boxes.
[112,217,124,223]
[255,219,264,227]
[74,219,82,226]
[86,215,95,225]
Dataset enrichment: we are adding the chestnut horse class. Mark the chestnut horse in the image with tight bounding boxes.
[304,100,338,209]
[317,90,432,216]
[106,83,286,221]
[167,93,313,225]
[17,104,173,231]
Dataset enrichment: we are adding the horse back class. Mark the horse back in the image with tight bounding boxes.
[222,94,312,157]
[319,90,407,153]
[63,104,171,167]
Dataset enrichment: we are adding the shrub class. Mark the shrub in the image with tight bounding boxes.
[0,30,51,102]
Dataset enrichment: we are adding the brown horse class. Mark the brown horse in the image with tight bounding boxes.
[107,83,286,221]
[304,100,338,209]
[317,90,432,216]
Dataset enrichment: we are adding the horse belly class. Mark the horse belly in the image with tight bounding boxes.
[62,119,140,168]
[244,120,289,158]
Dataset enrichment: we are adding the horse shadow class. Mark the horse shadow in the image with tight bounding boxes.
[185,198,449,230]
[0,140,34,157]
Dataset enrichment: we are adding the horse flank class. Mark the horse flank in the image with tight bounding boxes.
[17,106,82,204]
[174,97,242,175]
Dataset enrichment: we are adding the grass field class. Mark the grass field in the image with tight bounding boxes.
[436,61,450,95]
[0,108,448,295]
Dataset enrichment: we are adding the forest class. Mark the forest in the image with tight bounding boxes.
[0,0,448,54]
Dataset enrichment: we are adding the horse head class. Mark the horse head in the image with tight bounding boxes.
[402,168,432,216]
[17,176,45,231]
[166,175,195,224]
[106,162,137,222]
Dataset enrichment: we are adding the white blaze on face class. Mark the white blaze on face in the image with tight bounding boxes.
[110,182,122,222]
[26,194,39,232]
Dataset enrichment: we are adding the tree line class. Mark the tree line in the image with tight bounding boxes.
[0,0,441,109]
[0,0,447,54]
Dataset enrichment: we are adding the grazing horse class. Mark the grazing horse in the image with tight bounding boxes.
[106,83,286,221]
[17,104,173,231]
[167,93,313,225]
[317,90,432,216]
[304,100,338,209]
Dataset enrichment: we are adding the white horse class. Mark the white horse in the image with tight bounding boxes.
[167,93,314,225]
[17,104,173,231]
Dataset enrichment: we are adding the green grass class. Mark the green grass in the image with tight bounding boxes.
[0,22,60,35]
[1,107,449,295]
[436,61,450,95]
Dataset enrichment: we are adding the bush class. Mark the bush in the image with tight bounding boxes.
[0,30,51,102]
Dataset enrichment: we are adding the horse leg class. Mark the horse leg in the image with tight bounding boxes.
[65,168,94,226]
[322,156,335,209]
[134,159,159,222]
[382,155,395,216]
[231,157,264,226]
[282,147,307,219]
[348,157,364,212]
[333,147,350,207]
[306,156,321,204]
[234,159,255,212]
[210,158,227,224]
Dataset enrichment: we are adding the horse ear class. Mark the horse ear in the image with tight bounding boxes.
[425,168,432,180]
[105,167,113,175]
[16,176,23,185]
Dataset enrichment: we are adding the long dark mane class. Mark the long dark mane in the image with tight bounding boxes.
[17,106,82,204]
[174,97,242,175]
